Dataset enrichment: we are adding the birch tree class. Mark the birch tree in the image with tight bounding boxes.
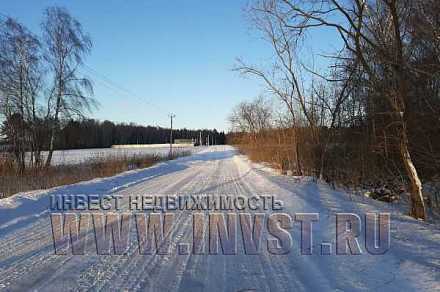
[42,6,95,167]
[0,18,43,172]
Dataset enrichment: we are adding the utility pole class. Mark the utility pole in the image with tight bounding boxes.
[169,113,176,157]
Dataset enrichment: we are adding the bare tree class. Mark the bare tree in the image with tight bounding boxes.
[229,96,273,136]
[234,0,341,176]
[42,6,95,168]
[234,2,315,175]
[240,0,430,219]
[0,18,43,172]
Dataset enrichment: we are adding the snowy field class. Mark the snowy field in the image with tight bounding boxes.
[0,146,439,291]
[34,145,198,166]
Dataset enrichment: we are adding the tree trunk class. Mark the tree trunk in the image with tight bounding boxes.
[319,144,326,181]
[400,127,426,219]
[45,76,63,168]
[45,113,59,168]
[295,137,303,176]
[45,131,55,168]
[387,0,426,219]
[45,106,60,168]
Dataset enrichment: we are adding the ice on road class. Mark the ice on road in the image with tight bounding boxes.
[0,146,439,291]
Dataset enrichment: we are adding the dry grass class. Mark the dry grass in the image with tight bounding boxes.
[235,144,294,173]
[0,151,190,198]
[234,141,440,217]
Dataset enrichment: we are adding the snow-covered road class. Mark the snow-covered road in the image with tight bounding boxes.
[0,146,439,291]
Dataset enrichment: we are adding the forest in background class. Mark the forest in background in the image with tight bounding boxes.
[54,119,225,150]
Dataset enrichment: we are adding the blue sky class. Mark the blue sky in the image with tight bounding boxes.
[2,0,339,131]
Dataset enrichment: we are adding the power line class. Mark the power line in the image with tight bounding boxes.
[80,65,171,127]
[79,69,169,128]
[82,64,168,114]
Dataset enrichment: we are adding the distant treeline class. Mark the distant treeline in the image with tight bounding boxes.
[56,119,226,149]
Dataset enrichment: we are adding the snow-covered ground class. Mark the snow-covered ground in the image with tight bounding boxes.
[0,146,439,291]
[32,145,197,166]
